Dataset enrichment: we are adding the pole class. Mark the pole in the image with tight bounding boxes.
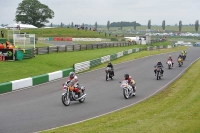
[24,33,26,48]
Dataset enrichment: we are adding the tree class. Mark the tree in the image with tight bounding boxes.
[107,20,110,31]
[195,20,199,32]
[95,22,98,29]
[179,20,182,32]
[148,20,151,29]
[120,21,123,30]
[133,21,136,30]
[50,23,53,27]
[162,20,165,30]
[60,22,63,28]
[15,0,54,28]
[71,22,74,28]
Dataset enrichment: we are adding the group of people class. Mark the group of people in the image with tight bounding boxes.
[0,40,14,49]
[154,50,187,75]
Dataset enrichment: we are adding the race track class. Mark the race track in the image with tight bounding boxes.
[0,47,199,133]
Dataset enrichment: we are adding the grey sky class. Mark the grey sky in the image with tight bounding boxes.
[0,0,199,26]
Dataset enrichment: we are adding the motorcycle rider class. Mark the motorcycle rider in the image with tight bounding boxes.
[154,61,164,76]
[182,50,187,55]
[124,74,136,94]
[166,55,174,67]
[107,61,114,76]
[67,72,81,98]
[178,54,183,60]
[177,54,183,64]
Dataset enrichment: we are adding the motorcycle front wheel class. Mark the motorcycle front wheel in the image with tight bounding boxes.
[179,62,181,67]
[106,74,108,81]
[62,93,71,106]
[157,72,160,80]
[123,88,129,99]
[79,91,86,103]
[168,64,171,69]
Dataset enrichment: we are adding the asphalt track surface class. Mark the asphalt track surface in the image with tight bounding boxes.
[0,47,199,133]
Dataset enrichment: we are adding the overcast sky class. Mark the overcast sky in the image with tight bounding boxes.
[0,0,199,26]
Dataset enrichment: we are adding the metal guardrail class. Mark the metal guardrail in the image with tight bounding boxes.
[34,42,137,55]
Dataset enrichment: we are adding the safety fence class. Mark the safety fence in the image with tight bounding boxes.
[35,42,136,55]
[0,68,73,94]
[37,37,108,42]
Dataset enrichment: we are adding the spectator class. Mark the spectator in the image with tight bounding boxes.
[0,42,4,49]
[1,30,4,38]
[6,40,11,49]
[8,44,14,49]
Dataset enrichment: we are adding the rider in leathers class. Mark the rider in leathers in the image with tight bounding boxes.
[154,61,164,76]
[166,55,174,67]
[124,74,136,94]
[67,72,81,98]
[107,62,114,76]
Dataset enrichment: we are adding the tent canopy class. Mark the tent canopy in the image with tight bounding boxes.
[6,23,37,29]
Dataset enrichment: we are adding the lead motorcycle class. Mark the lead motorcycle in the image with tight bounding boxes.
[105,67,114,81]
[120,80,136,99]
[61,81,86,106]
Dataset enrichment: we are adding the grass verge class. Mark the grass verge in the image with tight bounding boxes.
[41,57,200,133]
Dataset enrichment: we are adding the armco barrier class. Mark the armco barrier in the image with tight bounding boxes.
[90,58,101,68]
[0,82,12,94]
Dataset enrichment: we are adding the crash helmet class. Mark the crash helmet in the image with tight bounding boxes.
[108,61,111,65]
[124,74,129,80]
[69,72,75,79]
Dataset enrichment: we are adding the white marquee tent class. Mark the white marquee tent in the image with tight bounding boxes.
[6,23,38,29]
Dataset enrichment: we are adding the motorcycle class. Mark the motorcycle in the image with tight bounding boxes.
[178,58,183,67]
[61,81,86,106]
[105,67,114,81]
[166,60,172,69]
[182,54,186,60]
[155,67,163,80]
[120,80,136,99]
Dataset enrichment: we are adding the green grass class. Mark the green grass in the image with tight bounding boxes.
[41,53,200,133]
[18,28,111,38]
